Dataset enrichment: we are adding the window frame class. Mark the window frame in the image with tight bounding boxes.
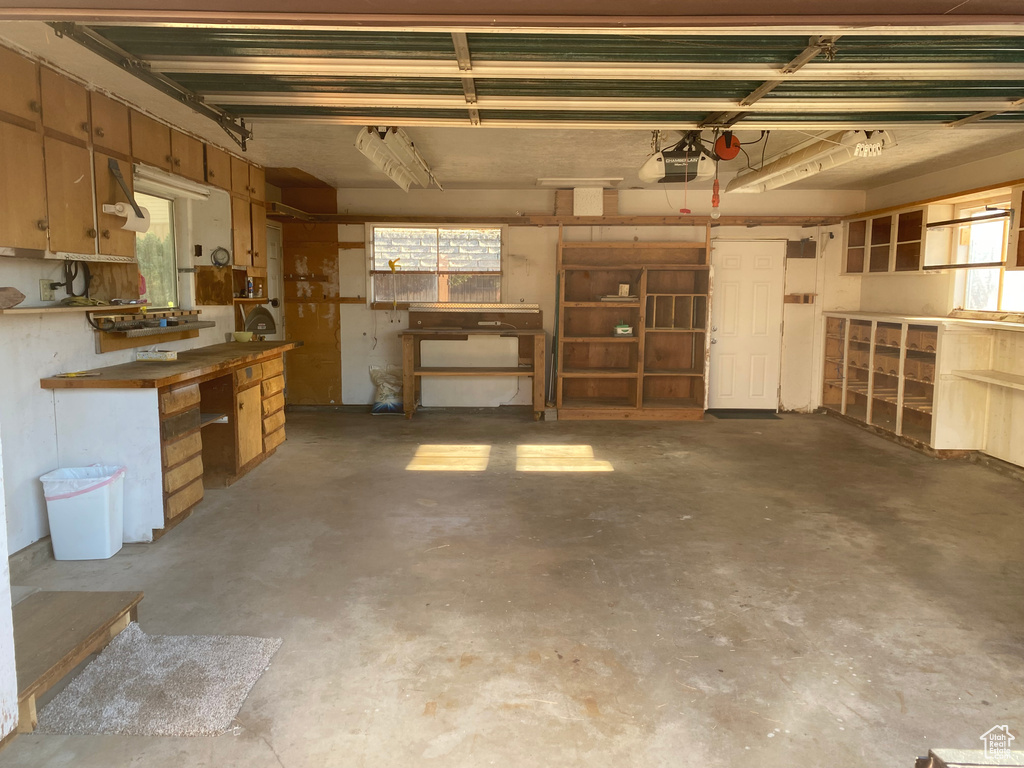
[952,197,1021,314]
[132,190,180,309]
[365,223,506,310]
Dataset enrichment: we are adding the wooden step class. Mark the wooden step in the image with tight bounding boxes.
[14,590,143,733]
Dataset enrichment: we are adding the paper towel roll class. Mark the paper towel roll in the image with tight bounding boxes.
[102,202,151,234]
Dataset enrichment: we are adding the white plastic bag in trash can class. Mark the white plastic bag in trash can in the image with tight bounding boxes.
[40,464,125,560]
[370,364,403,414]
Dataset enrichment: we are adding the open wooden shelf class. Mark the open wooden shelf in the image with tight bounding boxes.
[953,369,1024,392]
[414,366,534,376]
[556,227,711,419]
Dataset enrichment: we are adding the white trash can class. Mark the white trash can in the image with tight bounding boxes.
[40,465,125,560]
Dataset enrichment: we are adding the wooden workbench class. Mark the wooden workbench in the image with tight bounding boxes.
[39,341,301,540]
[400,329,546,420]
[40,341,301,390]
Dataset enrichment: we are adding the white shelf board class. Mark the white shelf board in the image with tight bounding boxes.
[953,369,1024,392]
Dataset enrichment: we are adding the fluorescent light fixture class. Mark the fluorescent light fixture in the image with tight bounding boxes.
[725,130,896,194]
[537,177,623,188]
[355,126,442,192]
[133,162,211,200]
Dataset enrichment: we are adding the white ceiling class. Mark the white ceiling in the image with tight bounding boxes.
[250,119,1024,193]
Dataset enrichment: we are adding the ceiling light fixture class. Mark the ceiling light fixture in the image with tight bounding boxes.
[725,130,896,194]
[355,126,443,192]
[536,177,623,188]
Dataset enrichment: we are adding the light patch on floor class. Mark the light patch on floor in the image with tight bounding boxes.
[406,444,492,471]
[516,444,614,472]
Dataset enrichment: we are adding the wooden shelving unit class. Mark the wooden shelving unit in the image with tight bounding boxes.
[822,313,938,445]
[556,227,711,420]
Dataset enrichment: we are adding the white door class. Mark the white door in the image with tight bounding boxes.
[708,240,786,410]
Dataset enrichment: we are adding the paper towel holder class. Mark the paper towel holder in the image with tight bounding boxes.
[103,158,151,233]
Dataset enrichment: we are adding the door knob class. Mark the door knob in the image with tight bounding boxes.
[712,326,718,331]
[711,338,718,344]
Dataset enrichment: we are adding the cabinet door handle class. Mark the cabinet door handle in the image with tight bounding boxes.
[95,126,105,138]
[101,229,111,239]
[165,154,173,163]
[239,401,245,410]
[174,158,181,167]
[36,219,48,231]
[87,228,97,238]
[80,121,89,133]
[208,170,215,178]
[28,100,40,113]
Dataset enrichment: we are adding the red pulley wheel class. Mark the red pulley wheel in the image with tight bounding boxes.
[714,133,741,161]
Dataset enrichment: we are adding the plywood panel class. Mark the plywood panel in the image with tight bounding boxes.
[0,46,40,125]
[130,111,171,170]
[159,382,200,415]
[163,454,203,493]
[94,152,137,259]
[170,130,204,182]
[0,122,47,250]
[40,68,89,142]
[231,194,252,266]
[165,478,202,519]
[263,410,285,435]
[262,391,285,416]
[230,156,250,198]
[264,426,286,452]
[194,265,233,305]
[236,385,262,466]
[204,144,230,190]
[43,137,95,255]
[89,92,130,157]
[163,431,202,468]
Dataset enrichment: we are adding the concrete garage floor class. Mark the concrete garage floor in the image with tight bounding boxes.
[2,410,1023,768]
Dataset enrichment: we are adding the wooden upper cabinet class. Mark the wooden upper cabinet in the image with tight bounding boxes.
[94,153,137,260]
[0,47,41,126]
[231,195,252,266]
[130,110,172,171]
[230,155,250,198]
[0,122,48,250]
[89,92,131,157]
[249,165,266,203]
[170,130,205,182]
[44,136,96,255]
[251,203,267,269]
[40,68,90,143]
[204,144,230,190]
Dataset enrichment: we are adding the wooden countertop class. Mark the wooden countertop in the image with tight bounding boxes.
[401,328,545,336]
[40,341,302,390]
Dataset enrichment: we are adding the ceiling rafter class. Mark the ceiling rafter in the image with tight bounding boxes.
[451,31,480,125]
[702,34,840,128]
[948,95,1024,126]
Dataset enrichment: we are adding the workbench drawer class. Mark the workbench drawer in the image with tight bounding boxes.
[163,454,203,494]
[160,407,200,442]
[263,410,285,435]
[163,431,202,469]
[261,374,284,397]
[264,426,286,452]
[159,383,200,415]
[262,356,284,378]
[234,363,263,389]
[165,478,203,520]
[262,391,285,417]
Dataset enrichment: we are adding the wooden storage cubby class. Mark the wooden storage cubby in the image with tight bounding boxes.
[822,313,937,446]
[556,228,710,419]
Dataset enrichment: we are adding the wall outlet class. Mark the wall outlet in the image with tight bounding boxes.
[39,279,55,302]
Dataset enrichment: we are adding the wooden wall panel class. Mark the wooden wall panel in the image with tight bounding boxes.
[282,186,342,405]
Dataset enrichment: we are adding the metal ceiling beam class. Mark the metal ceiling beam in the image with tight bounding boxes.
[450,31,480,125]
[206,92,1024,113]
[947,96,1024,126]
[144,57,1024,81]
[704,34,839,127]
[244,114,1015,130]
[47,22,253,149]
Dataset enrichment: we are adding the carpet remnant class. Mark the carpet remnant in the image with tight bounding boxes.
[37,623,282,736]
